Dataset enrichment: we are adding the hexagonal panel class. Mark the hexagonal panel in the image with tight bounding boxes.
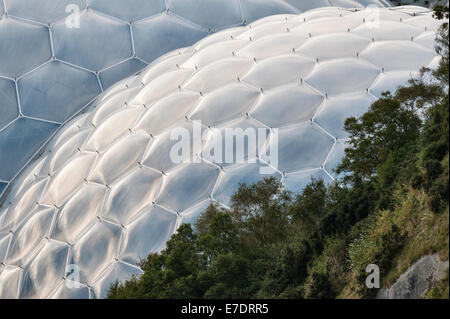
[284,0,330,11]
[0,265,22,298]
[1,179,50,232]
[131,68,193,105]
[133,14,207,64]
[180,200,213,225]
[240,0,298,23]
[360,41,437,72]
[182,39,249,69]
[51,183,108,244]
[99,58,148,89]
[70,220,122,285]
[296,33,370,62]
[190,84,260,127]
[156,162,220,212]
[167,0,242,31]
[47,128,91,174]
[0,182,7,196]
[213,162,282,205]
[237,33,309,60]
[41,152,97,207]
[133,92,199,136]
[352,21,424,41]
[305,58,380,95]
[0,18,51,78]
[5,0,85,24]
[0,77,18,129]
[50,281,91,299]
[242,55,316,90]
[118,205,178,265]
[92,261,142,299]
[201,117,269,166]
[284,168,333,194]
[19,240,69,299]
[18,61,101,123]
[87,0,165,22]
[102,167,161,225]
[89,134,150,185]
[84,107,142,152]
[0,232,11,263]
[369,70,420,98]
[0,118,58,181]
[324,139,348,178]
[183,58,253,94]
[5,206,55,267]
[250,83,324,128]
[52,10,132,71]
[275,122,335,173]
[314,93,374,139]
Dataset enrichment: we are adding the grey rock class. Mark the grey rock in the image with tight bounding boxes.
[377,254,449,299]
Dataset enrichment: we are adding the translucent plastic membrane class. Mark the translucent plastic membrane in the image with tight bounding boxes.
[0,6,441,299]
[0,0,389,192]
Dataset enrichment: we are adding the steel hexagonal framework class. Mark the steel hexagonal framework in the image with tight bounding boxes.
[0,0,391,197]
[0,5,442,298]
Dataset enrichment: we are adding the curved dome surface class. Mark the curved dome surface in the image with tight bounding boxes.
[0,6,441,299]
[0,0,391,197]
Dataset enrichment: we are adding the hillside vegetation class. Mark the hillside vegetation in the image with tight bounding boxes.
[107,7,449,299]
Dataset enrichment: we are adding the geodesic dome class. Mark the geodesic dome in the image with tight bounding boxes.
[0,5,442,299]
[0,0,391,198]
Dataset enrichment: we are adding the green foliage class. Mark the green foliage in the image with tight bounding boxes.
[305,272,336,299]
[229,177,292,248]
[425,270,449,299]
[433,6,449,85]
[337,92,421,182]
[348,212,405,297]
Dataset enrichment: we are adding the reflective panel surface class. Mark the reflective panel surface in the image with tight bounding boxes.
[0,0,390,194]
[0,5,441,298]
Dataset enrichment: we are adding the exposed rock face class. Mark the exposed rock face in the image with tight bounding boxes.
[377,254,449,299]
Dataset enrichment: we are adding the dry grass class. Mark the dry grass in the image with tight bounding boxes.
[384,189,449,286]
[339,188,449,298]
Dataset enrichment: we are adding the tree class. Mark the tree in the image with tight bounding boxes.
[338,92,422,183]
